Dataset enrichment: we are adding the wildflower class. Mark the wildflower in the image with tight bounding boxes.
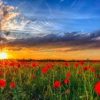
[94,81,100,95]
[74,63,79,68]
[0,71,3,76]
[9,62,15,67]
[65,62,70,67]
[45,63,53,69]
[83,66,90,71]
[32,62,38,68]
[41,67,48,74]
[64,78,70,84]
[0,79,6,88]
[53,80,61,88]
[79,61,84,66]
[90,67,96,73]
[10,82,16,89]
[66,72,71,79]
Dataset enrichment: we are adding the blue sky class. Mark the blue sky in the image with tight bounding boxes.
[4,0,100,33]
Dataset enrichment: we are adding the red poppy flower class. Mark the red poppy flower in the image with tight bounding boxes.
[10,82,16,89]
[41,67,48,74]
[0,79,6,88]
[0,71,3,76]
[53,81,61,88]
[65,62,70,67]
[9,62,15,67]
[90,67,96,73]
[45,63,53,69]
[64,78,70,84]
[32,62,38,68]
[83,66,90,71]
[74,63,79,68]
[66,72,71,79]
[94,81,100,95]
[79,61,84,65]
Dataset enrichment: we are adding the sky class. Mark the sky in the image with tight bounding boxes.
[0,0,100,60]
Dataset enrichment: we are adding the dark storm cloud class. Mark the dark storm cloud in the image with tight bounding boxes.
[3,31,100,51]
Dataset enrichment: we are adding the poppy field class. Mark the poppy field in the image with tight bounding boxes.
[0,60,100,100]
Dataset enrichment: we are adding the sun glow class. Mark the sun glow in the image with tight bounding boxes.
[0,52,8,59]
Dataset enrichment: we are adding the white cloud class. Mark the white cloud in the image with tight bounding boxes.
[0,0,61,40]
[92,37,100,41]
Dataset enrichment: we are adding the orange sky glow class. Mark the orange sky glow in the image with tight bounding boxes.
[1,47,100,60]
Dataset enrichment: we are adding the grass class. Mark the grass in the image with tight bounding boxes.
[0,60,99,100]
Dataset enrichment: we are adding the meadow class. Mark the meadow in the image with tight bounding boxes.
[0,60,100,100]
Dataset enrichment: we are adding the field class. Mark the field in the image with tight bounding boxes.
[0,60,100,100]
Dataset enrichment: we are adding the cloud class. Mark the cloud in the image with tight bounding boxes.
[1,0,100,42]
[0,36,7,42]
[0,0,19,32]
[2,31,100,52]
[0,0,61,40]
[0,0,100,52]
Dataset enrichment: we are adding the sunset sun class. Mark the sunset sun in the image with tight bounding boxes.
[0,52,8,59]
